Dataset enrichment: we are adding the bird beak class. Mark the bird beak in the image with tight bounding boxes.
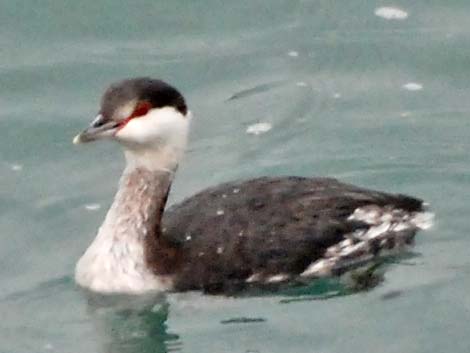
[73,114,119,144]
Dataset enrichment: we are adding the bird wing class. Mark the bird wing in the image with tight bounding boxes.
[162,176,424,293]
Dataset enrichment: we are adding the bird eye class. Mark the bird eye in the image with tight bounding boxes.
[116,101,153,130]
[130,101,152,119]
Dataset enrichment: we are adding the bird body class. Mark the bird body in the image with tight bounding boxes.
[164,176,429,293]
[73,77,432,295]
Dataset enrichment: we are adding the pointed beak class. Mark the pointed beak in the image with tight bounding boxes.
[73,114,119,144]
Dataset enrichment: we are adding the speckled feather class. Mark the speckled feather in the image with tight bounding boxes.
[162,176,424,293]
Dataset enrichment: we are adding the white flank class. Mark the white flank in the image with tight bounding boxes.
[246,273,262,283]
[410,211,434,230]
[301,259,334,277]
[266,273,289,283]
[301,207,434,278]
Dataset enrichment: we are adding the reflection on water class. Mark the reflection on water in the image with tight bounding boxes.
[85,293,181,353]
[84,281,347,353]
[1,281,181,353]
[83,262,388,353]
[78,257,415,352]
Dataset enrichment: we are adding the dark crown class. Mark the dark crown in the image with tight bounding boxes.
[100,77,187,120]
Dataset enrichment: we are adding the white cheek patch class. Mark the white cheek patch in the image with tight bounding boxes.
[116,107,190,148]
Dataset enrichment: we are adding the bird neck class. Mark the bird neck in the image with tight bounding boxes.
[122,124,189,173]
[112,166,172,231]
[100,166,177,272]
[111,165,173,267]
[75,165,179,293]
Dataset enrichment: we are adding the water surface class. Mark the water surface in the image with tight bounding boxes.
[1,1,469,352]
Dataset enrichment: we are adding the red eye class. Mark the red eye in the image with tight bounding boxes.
[131,101,152,119]
[117,101,152,131]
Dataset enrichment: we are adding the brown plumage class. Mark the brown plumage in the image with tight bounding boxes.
[159,176,425,293]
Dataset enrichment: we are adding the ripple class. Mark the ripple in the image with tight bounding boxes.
[221,317,266,325]
[227,81,285,101]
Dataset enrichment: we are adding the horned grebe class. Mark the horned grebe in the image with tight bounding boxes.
[73,77,432,294]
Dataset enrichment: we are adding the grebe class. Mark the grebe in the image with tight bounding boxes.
[73,77,432,294]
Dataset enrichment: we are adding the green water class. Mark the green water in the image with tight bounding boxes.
[1,1,469,352]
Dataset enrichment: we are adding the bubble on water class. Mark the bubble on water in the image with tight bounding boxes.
[333,92,342,99]
[84,203,101,211]
[44,343,54,351]
[296,81,307,87]
[287,50,299,57]
[246,122,272,135]
[374,7,408,20]
[402,82,423,91]
[11,163,23,171]
[400,111,412,118]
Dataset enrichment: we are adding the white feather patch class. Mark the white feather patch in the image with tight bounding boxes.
[266,274,290,283]
[301,207,434,278]
[116,107,191,172]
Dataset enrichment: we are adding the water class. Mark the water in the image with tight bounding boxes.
[1,0,469,352]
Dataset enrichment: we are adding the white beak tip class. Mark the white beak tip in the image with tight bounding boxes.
[73,134,82,145]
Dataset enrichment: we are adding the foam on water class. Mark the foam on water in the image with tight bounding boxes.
[10,163,23,172]
[403,82,424,91]
[374,7,409,20]
[246,122,272,135]
[84,203,101,211]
